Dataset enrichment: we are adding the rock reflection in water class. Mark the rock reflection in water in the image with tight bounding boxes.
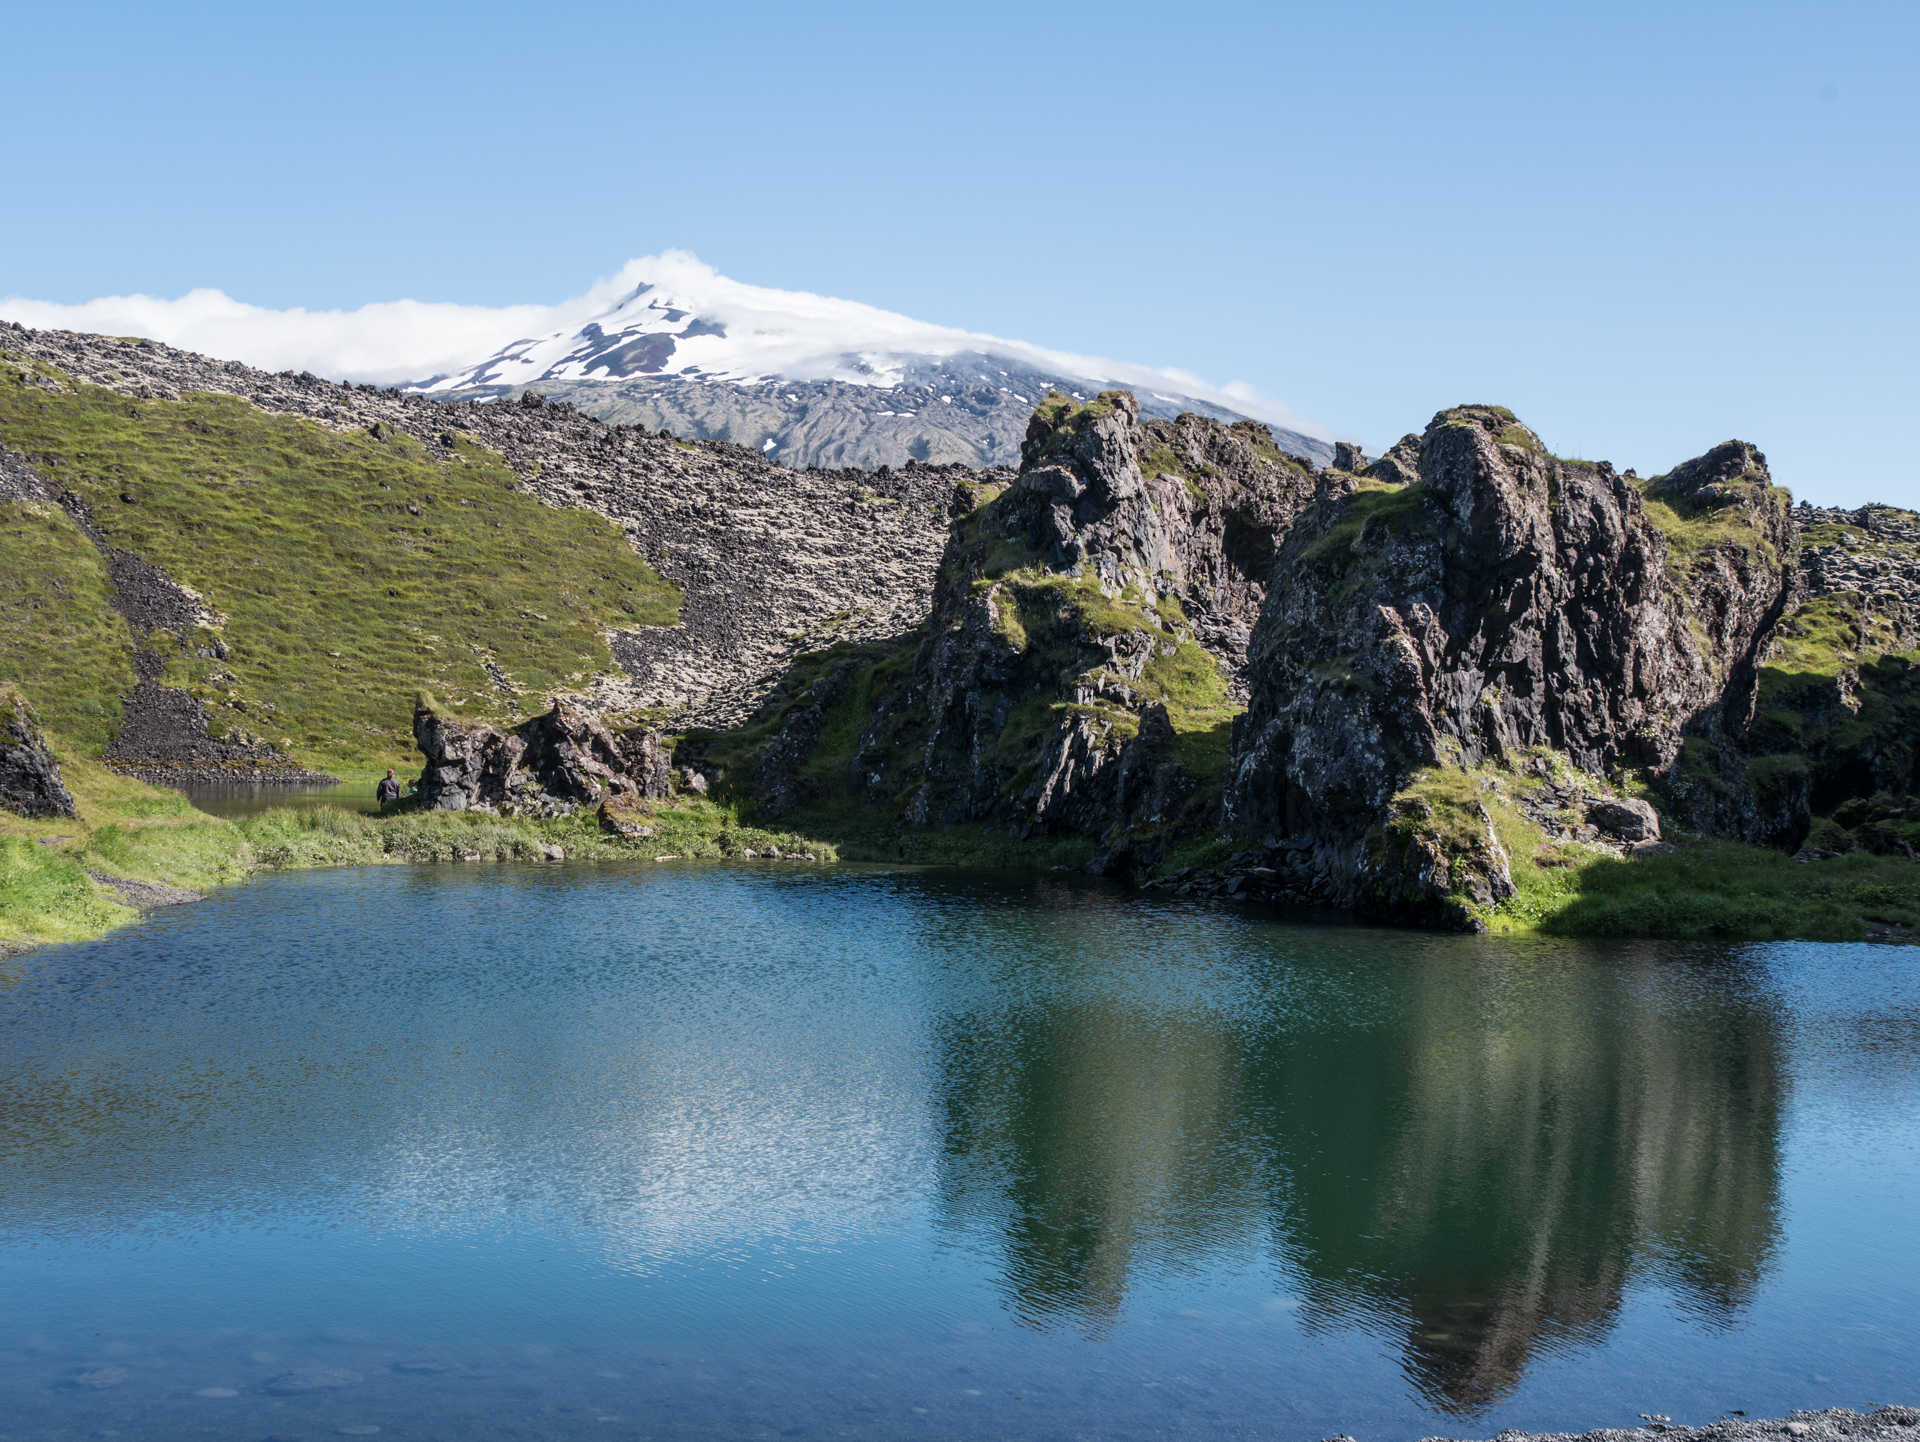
[934,944,1783,1413]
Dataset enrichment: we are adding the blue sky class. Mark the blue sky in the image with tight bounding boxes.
[5,0,1914,505]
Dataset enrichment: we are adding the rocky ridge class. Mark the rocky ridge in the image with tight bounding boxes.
[1218,409,1795,922]
[1,323,987,729]
[687,390,1326,871]
[442,357,1335,473]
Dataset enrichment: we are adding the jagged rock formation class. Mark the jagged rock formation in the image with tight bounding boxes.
[2,323,987,728]
[1220,407,1796,924]
[0,683,76,819]
[692,390,1323,865]
[412,695,674,814]
[1686,499,1920,850]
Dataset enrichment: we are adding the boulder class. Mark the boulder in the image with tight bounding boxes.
[411,696,674,814]
[597,794,656,841]
[1586,796,1662,843]
[0,684,77,819]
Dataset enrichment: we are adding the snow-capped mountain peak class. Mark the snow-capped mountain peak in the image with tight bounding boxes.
[415,253,1308,426]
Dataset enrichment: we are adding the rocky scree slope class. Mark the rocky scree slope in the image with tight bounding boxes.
[1,323,982,736]
[3,438,331,784]
[0,339,678,783]
[682,391,1325,869]
[443,355,1334,474]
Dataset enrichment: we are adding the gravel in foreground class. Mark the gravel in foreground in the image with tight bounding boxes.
[1411,1406,1920,1442]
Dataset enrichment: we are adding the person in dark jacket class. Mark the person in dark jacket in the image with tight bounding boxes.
[376,769,402,805]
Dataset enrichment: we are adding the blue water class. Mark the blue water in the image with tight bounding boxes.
[1,863,1916,1441]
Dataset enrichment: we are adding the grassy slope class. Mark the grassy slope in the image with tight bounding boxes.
[0,497,138,754]
[0,352,678,770]
[1381,756,1918,942]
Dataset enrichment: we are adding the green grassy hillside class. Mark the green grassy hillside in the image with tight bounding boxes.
[0,352,679,771]
[0,497,139,754]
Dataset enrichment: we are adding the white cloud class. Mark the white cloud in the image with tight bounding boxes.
[0,285,600,388]
[0,251,1328,438]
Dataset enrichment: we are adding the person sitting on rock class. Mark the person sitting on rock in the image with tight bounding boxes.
[376,769,403,805]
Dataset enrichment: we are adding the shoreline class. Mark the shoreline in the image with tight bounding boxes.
[1420,1408,1919,1442]
[3,758,1918,954]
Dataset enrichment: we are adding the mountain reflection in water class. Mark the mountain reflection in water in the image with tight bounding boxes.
[934,944,1782,1412]
[1,867,1853,1440]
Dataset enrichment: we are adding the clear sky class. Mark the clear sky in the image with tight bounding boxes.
[4,0,1913,506]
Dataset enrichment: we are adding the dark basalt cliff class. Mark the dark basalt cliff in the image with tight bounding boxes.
[701,394,1913,928]
[689,390,1324,868]
[1222,408,1796,920]
[879,393,1318,853]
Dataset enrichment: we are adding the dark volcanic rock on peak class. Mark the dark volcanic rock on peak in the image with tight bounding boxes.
[1222,405,1795,923]
[430,353,1336,474]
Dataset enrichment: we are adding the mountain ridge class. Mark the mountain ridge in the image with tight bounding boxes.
[410,261,1334,471]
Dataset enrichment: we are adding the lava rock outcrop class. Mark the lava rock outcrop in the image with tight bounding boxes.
[1222,406,1795,921]
[847,390,1321,851]
[411,695,674,814]
[0,683,76,819]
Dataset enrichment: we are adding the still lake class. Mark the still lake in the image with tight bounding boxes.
[2,863,1916,1441]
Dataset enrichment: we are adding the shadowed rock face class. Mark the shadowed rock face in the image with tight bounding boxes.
[412,698,672,814]
[0,683,76,819]
[1222,407,1795,916]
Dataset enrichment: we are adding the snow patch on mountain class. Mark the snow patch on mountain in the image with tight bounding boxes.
[419,253,1323,439]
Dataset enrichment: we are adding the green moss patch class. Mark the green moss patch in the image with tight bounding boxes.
[0,500,138,754]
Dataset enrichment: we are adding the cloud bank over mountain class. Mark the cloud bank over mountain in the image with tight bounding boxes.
[0,252,1326,438]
